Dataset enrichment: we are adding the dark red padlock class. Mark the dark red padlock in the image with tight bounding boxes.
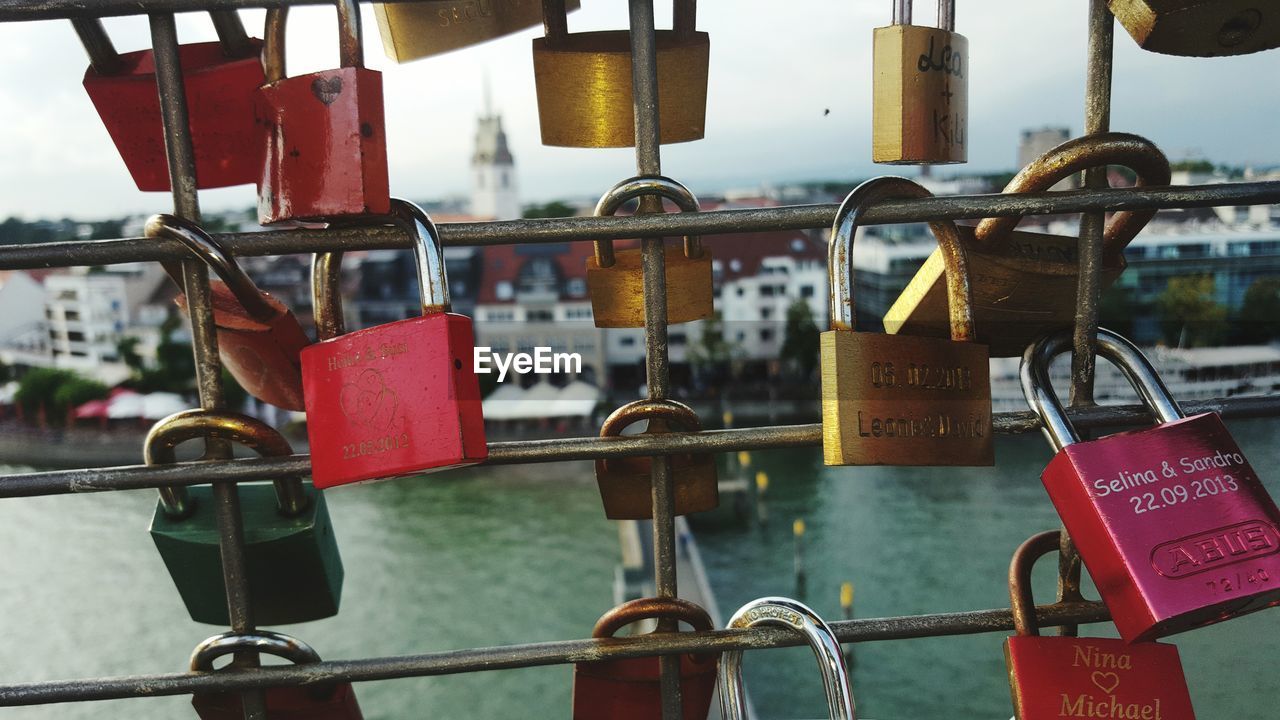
[77,12,264,191]
[301,200,486,488]
[146,214,310,410]
[190,631,362,719]
[1004,530,1197,720]
[255,0,390,224]
[572,597,718,720]
[1024,328,1280,642]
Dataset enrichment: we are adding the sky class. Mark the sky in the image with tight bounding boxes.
[0,1,1277,220]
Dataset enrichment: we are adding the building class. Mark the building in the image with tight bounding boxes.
[44,272,129,371]
[470,103,519,222]
[1018,127,1077,189]
[0,270,51,362]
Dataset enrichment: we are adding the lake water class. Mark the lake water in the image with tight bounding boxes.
[1,418,1278,719]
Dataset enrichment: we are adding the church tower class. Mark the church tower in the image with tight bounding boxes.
[470,87,520,221]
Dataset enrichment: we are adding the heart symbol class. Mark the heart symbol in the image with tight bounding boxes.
[339,368,398,430]
[311,75,344,105]
[1091,671,1120,695]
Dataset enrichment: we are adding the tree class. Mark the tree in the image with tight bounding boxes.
[687,311,738,386]
[522,201,576,219]
[52,377,109,416]
[1098,285,1137,339]
[14,367,107,425]
[780,299,821,380]
[1233,277,1280,344]
[1170,159,1215,174]
[1157,275,1227,347]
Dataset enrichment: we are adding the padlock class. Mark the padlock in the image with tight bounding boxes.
[1022,327,1280,642]
[190,630,363,719]
[884,132,1171,357]
[373,0,581,63]
[594,399,718,519]
[1003,530,1197,720]
[147,409,344,626]
[146,215,309,411]
[255,0,390,224]
[301,200,486,489]
[720,597,854,720]
[821,176,993,467]
[532,0,708,147]
[587,176,713,328]
[572,597,718,720]
[1109,0,1280,56]
[77,12,264,191]
[872,0,967,164]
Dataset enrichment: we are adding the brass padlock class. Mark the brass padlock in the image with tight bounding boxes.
[532,0,708,147]
[587,176,713,328]
[821,177,993,467]
[883,132,1171,357]
[373,0,580,63]
[1109,0,1280,56]
[872,0,967,164]
[594,399,718,519]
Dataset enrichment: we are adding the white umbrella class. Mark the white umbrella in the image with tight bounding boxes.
[106,391,146,419]
[481,383,529,421]
[142,392,192,420]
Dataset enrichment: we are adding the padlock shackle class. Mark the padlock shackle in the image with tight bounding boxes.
[593,176,702,269]
[208,9,256,59]
[144,214,280,325]
[1020,327,1184,452]
[975,132,1171,261]
[719,597,854,720]
[190,630,321,671]
[145,409,309,519]
[541,0,568,41]
[593,596,714,638]
[829,177,976,341]
[673,0,697,39]
[312,250,346,342]
[893,0,911,24]
[263,0,364,84]
[599,398,702,438]
[937,0,955,31]
[1009,530,1063,637]
[393,199,451,315]
[73,10,256,77]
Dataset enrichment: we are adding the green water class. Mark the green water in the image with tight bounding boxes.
[1,419,1279,718]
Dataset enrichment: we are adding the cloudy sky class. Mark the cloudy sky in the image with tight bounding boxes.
[0,1,1276,219]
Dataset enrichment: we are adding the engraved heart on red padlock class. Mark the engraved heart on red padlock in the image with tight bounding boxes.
[310,75,344,106]
[338,368,399,431]
[1090,671,1120,694]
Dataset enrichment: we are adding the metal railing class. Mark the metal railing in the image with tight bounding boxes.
[1,0,1278,717]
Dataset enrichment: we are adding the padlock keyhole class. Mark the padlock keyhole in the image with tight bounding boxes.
[1218,9,1262,47]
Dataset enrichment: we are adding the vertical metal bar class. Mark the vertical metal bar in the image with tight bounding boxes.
[541,0,567,40]
[673,0,696,40]
[149,14,265,720]
[1057,0,1115,638]
[893,0,912,25]
[629,0,680,717]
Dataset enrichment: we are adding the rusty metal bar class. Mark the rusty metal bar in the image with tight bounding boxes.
[0,601,1111,706]
[0,182,1275,271]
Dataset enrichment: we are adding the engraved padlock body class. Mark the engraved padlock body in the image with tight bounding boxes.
[594,399,718,519]
[1023,329,1280,642]
[373,0,581,62]
[872,1,967,164]
[572,598,718,720]
[883,132,1171,357]
[1002,531,1197,720]
[300,200,487,488]
[820,177,993,467]
[255,1,390,224]
[1109,0,1280,57]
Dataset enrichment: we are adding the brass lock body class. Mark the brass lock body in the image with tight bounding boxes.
[872,1,967,164]
[883,132,1171,357]
[587,176,713,328]
[594,399,718,520]
[1109,0,1280,56]
[533,0,708,147]
[373,0,580,63]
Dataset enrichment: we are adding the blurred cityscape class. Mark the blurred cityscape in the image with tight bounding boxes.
[2,113,1279,460]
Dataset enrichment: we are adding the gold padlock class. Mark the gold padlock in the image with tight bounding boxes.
[872,0,967,164]
[883,132,1171,357]
[587,176,713,328]
[373,0,580,63]
[821,177,993,467]
[594,399,718,520]
[532,0,708,147]
[1109,0,1280,56]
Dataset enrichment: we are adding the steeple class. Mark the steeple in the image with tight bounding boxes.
[470,78,520,221]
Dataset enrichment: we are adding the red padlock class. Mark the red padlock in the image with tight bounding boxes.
[1004,530,1197,720]
[190,631,362,719]
[255,0,390,224]
[146,215,310,410]
[301,200,486,488]
[77,12,264,191]
[1023,328,1280,642]
[572,597,718,720]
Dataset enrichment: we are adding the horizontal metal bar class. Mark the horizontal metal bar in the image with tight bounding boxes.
[1,182,1276,271]
[3,396,1275,498]
[0,600,1108,706]
[0,0,387,21]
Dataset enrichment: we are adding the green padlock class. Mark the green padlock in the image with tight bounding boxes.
[147,409,344,625]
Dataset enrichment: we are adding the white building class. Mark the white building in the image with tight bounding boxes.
[44,273,129,370]
[0,270,51,364]
[470,106,520,221]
